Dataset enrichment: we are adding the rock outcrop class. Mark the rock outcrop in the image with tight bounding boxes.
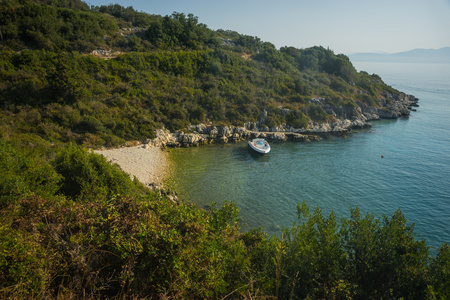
[146,93,418,148]
[146,125,320,148]
[347,92,420,120]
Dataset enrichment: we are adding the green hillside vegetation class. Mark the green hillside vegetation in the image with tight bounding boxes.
[1,0,398,148]
[0,0,449,299]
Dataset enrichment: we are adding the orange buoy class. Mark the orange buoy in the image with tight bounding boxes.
[381,155,384,158]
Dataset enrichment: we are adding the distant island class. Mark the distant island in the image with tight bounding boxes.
[348,47,450,63]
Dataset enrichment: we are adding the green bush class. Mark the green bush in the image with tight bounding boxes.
[52,144,146,201]
[0,183,449,299]
[307,103,330,122]
[278,202,430,299]
[357,93,380,107]
[0,140,62,207]
[286,110,309,128]
[0,208,52,298]
[428,243,450,298]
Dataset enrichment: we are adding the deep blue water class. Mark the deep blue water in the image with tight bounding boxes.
[169,62,450,251]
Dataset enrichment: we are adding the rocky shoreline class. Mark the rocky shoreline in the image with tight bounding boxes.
[146,92,419,148]
[96,92,418,204]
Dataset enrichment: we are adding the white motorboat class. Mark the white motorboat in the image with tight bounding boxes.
[248,138,271,154]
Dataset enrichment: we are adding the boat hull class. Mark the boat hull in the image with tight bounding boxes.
[248,139,271,154]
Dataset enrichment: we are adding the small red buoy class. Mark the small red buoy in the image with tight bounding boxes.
[381,155,384,158]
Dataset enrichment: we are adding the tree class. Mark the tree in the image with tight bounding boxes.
[281,202,348,299]
[341,208,429,299]
[429,243,450,298]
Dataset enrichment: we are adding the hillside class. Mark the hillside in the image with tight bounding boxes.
[0,0,418,148]
[1,1,448,299]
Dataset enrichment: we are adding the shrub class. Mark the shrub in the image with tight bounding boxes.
[0,140,62,207]
[428,243,450,298]
[52,143,146,201]
[286,110,309,128]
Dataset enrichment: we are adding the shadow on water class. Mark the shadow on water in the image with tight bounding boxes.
[248,149,270,162]
[232,143,271,162]
[230,143,251,161]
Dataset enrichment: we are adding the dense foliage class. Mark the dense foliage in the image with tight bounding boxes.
[0,138,449,299]
[1,1,449,299]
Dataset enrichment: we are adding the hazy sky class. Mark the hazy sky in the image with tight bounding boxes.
[85,0,450,55]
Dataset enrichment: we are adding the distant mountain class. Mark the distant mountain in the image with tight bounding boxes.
[348,47,450,63]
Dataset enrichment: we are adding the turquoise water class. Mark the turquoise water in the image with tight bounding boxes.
[169,62,450,250]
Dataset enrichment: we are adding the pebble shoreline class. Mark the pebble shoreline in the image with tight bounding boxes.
[95,145,170,187]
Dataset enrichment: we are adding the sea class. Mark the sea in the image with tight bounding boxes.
[168,61,450,251]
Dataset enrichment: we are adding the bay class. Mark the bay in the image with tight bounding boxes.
[169,62,450,250]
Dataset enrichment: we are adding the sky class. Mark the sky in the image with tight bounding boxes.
[84,0,450,55]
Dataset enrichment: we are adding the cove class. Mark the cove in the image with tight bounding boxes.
[168,62,450,250]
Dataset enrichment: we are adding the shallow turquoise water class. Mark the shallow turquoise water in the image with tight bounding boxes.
[169,62,450,250]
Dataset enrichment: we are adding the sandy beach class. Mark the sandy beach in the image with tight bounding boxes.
[95,145,170,187]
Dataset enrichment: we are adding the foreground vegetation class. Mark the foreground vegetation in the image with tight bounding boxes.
[1,1,449,299]
[1,138,449,299]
